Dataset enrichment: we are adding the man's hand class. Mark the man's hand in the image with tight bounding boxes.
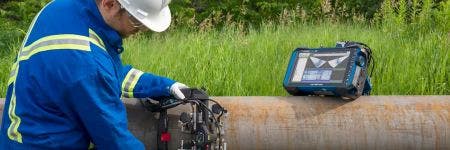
[170,82,189,99]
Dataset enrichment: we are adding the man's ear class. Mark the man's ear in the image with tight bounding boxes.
[100,0,117,10]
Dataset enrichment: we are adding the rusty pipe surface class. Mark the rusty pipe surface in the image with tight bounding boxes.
[1,96,449,149]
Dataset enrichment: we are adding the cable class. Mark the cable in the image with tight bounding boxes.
[355,42,375,77]
[186,98,225,150]
[186,99,220,126]
[140,96,226,149]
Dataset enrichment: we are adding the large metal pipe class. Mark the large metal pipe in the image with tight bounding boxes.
[1,96,449,149]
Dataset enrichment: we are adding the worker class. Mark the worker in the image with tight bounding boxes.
[0,0,187,149]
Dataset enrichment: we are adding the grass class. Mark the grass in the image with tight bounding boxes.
[0,40,19,98]
[0,22,448,97]
[119,22,448,96]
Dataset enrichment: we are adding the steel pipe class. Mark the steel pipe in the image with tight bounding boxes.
[1,96,449,149]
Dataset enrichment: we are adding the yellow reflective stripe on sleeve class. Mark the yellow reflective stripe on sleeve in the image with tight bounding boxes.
[88,29,105,50]
[121,92,132,98]
[121,68,144,98]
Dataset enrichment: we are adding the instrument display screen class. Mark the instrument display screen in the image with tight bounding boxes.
[291,50,351,84]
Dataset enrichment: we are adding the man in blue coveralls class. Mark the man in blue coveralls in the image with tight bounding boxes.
[0,0,188,149]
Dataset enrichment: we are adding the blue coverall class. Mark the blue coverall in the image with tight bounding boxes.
[0,0,176,149]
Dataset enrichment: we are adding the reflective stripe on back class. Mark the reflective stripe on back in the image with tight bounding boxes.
[7,88,22,143]
[6,31,103,143]
[89,29,106,51]
[7,62,18,86]
[6,0,53,142]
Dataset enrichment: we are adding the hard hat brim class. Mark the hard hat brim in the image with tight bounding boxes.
[139,6,171,32]
[118,0,172,32]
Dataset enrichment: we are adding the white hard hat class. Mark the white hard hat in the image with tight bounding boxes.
[117,0,172,32]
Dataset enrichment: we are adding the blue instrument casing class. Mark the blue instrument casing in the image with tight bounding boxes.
[283,42,373,100]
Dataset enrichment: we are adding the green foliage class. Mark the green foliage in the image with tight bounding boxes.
[0,0,50,58]
[0,18,22,57]
[171,0,447,30]
[331,0,383,19]
[0,43,18,98]
[171,0,302,29]
[1,0,446,32]
[434,0,450,32]
[169,0,386,29]
[376,0,449,34]
[1,1,48,27]
[0,0,49,97]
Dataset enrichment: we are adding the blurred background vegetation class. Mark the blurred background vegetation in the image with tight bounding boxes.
[1,0,448,43]
[0,0,448,96]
